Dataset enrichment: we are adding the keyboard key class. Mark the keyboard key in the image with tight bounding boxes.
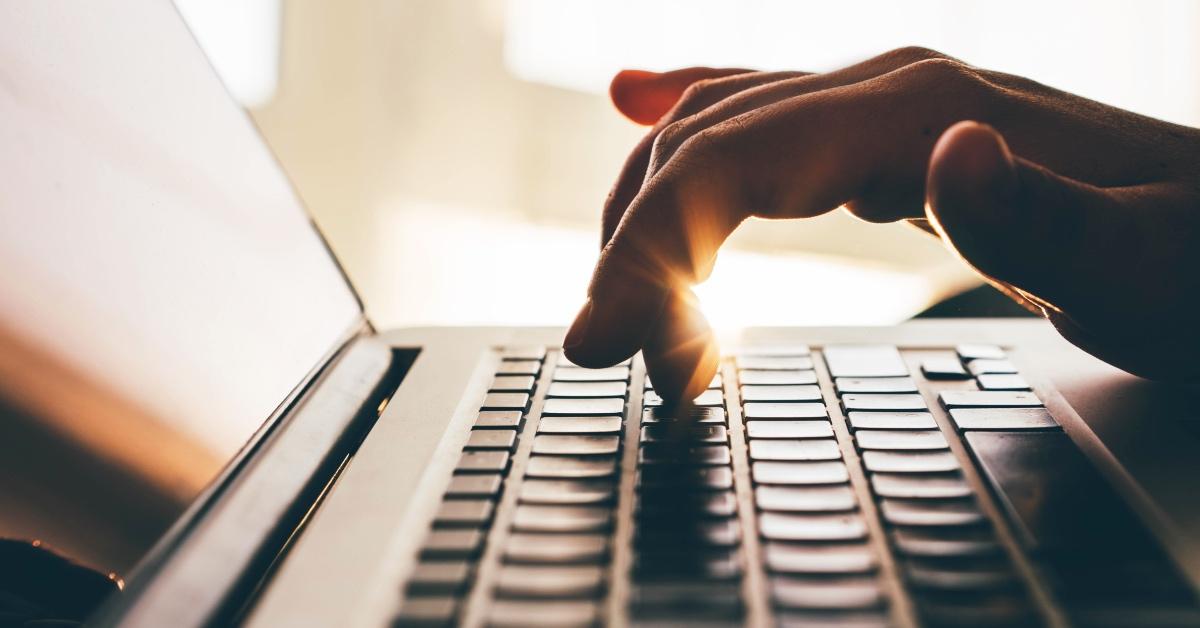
[640,424,728,443]
[542,398,624,416]
[846,411,937,431]
[465,429,517,450]
[500,345,547,361]
[753,461,849,485]
[490,375,536,392]
[758,512,868,542]
[496,360,541,376]
[860,451,959,473]
[456,450,510,473]
[915,595,1037,626]
[736,345,811,356]
[487,600,599,627]
[746,420,833,440]
[968,359,1018,375]
[854,429,948,451]
[532,435,620,456]
[512,505,612,533]
[739,370,818,385]
[743,402,828,420]
[891,528,1003,558]
[642,406,726,424]
[520,479,615,505]
[736,355,814,370]
[553,366,629,382]
[755,485,857,512]
[538,416,622,435]
[434,499,494,527]
[644,388,724,407]
[630,582,744,620]
[421,529,484,558]
[823,345,907,378]
[920,357,970,380]
[638,519,742,548]
[976,373,1031,391]
[949,407,1058,430]
[547,381,627,398]
[775,611,891,628]
[740,385,823,402]
[475,410,523,429]
[835,376,918,394]
[445,473,503,498]
[559,355,630,368]
[879,499,986,527]
[646,373,722,390]
[771,576,885,610]
[494,565,605,599]
[870,473,971,499]
[407,561,471,594]
[956,344,1005,361]
[841,393,926,411]
[640,444,731,465]
[395,596,459,626]
[639,489,737,517]
[505,533,609,565]
[525,455,616,478]
[905,561,1018,592]
[749,439,841,461]
[764,543,877,575]
[632,551,743,582]
[482,392,530,411]
[639,466,733,490]
[940,390,1041,408]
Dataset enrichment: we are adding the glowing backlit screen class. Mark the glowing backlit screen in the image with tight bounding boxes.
[0,0,364,563]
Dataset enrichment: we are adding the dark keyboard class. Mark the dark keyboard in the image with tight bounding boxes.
[395,344,1200,627]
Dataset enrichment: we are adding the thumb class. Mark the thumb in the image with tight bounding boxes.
[610,67,752,125]
[925,120,1133,312]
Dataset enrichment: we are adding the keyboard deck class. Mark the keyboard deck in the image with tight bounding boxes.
[395,344,1199,627]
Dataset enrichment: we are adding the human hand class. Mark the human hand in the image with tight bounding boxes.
[562,48,1200,402]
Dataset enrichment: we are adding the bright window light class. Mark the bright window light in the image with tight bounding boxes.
[505,0,1200,126]
[174,0,281,108]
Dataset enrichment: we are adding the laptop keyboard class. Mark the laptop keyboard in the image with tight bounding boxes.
[395,344,1200,627]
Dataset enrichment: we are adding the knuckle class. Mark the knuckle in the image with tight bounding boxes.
[649,120,691,170]
[671,126,732,173]
[676,79,719,111]
[889,45,948,64]
[906,57,977,83]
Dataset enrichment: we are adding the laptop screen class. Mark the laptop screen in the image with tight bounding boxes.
[0,1,364,571]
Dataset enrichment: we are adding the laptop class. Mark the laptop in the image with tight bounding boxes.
[2,2,1199,627]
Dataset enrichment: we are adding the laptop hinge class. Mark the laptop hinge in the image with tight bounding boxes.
[88,332,416,627]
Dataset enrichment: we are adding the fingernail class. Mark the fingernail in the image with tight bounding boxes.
[564,300,593,350]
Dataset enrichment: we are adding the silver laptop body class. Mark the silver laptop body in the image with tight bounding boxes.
[2,2,1197,627]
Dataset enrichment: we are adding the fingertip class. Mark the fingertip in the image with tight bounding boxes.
[642,292,719,405]
[926,121,1016,219]
[609,69,670,125]
[562,284,665,368]
[926,121,1029,288]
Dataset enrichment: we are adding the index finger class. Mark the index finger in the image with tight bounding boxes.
[566,62,979,372]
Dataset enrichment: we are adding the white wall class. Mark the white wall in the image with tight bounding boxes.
[195,0,1200,327]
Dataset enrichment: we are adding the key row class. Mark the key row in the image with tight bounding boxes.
[480,355,633,627]
[734,359,892,626]
[833,349,1042,627]
[397,348,546,627]
[631,390,745,622]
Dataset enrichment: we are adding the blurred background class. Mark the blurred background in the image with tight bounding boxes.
[3,0,1200,582]
[178,0,1200,331]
